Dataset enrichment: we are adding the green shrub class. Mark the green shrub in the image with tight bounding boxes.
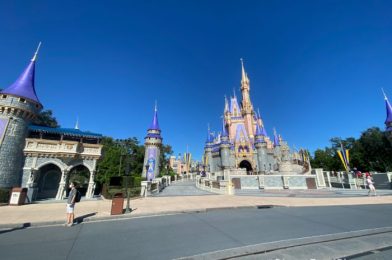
[0,188,11,204]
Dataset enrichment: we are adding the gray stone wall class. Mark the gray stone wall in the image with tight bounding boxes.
[0,117,29,188]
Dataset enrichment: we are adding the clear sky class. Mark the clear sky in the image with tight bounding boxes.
[1,0,391,160]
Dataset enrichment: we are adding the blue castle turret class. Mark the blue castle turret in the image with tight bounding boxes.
[142,104,162,180]
[219,117,231,169]
[383,89,392,143]
[0,44,43,188]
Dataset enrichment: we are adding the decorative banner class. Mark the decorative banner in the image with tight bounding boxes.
[146,147,157,181]
[337,143,350,172]
[0,117,9,147]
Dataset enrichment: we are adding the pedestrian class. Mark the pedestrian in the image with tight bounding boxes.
[66,182,77,227]
[366,175,377,196]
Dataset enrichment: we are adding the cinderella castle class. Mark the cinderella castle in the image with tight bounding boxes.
[203,60,309,177]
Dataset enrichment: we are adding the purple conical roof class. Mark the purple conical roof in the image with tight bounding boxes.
[1,59,41,104]
[261,127,268,137]
[148,108,160,130]
[255,123,263,136]
[385,96,392,125]
[221,118,228,137]
[273,130,280,147]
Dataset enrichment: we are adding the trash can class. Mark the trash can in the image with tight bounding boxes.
[9,187,28,206]
[111,193,124,215]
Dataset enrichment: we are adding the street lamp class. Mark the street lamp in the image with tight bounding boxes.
[124,155,132,214]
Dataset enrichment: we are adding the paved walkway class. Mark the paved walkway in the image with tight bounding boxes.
[1,190,392,227]
[154,180,215,196]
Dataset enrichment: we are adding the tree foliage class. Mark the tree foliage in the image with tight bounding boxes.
[96,137,173,183]
[311,127,392,172]
[34,109,60,128]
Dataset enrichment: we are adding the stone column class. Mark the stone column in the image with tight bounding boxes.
[25,169,38,202]
[56,170,68,200]
[86,170,96,199]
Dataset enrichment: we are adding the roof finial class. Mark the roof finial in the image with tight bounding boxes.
[154,100,158,111]
[32,42,42,62]
[233,88,236,99]
[382,88,388,100]
[75,116,79,130]
[240,58,246,82]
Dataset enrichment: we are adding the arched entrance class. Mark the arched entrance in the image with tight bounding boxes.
[36,164,62,200]
[68,165,90,196]
[239,160,253,175]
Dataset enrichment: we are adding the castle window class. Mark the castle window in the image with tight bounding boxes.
[19,98,26,103]
[1,95,6,99]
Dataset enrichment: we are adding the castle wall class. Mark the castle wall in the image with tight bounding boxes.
[0,95,41,188]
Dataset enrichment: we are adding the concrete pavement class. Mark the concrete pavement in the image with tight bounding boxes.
[1,192,392,228]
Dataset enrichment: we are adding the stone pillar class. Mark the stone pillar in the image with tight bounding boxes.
[56,170,68,200]
[86,170,96,199]
[25,169,38,202]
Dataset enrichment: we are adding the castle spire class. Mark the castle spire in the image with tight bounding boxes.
[31,42,42,62]
[1,43,42,104]
[255,117,263,136]
[224,95,229,113]
[382,88,392,130]
[221,116,228,137]
[273,128,280,147]
[149,102,160,130]
[240,58,246,83]
[74,116,79,130]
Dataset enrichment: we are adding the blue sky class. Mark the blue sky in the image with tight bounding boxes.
[1,0,392,159]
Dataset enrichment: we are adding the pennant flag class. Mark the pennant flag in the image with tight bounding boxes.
[337,143,350,172]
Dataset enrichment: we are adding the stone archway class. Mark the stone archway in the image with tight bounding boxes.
[239,160,253,175]
[68,164,91,197]
[36,164,62,200]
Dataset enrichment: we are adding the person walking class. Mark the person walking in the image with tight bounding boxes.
[366,175,377,196]
[66,182,77,227]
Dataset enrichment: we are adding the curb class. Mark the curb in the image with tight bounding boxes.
[175,227,392,260]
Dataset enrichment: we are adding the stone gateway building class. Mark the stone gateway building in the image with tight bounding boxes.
[203,60,309,178]
[0,45,102,201]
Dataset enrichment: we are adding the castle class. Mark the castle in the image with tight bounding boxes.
[0,45,102,201]
[203,60,308,177]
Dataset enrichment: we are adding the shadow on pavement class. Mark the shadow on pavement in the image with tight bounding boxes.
[75,212,97,224]
[0,223,31,234]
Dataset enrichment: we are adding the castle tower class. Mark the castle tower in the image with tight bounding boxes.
[204,126,213,172]
[142,104,162,180]
[219,117,231,169]
[240,59,255,138]
[0,44,43,188]
[382,89,392,143]
[254,117,267,173]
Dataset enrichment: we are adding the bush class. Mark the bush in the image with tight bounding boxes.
[0,188,11,204]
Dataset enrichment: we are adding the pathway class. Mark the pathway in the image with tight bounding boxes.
[154,180,215,196]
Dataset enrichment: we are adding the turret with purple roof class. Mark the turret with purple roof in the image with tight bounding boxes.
[142,103,163,180]
[382,89,392,132]
[0,44,44,188]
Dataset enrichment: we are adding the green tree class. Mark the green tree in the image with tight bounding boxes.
[34,109,60,128]
[96,137,146,184]
[357,127,392,171]
[159,144,173,176]
[311,127,392,172]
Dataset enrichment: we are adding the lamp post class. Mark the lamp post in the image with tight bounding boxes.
[124,155,131,214]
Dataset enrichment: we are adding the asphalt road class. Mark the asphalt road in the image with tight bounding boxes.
[1,204,392,260]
